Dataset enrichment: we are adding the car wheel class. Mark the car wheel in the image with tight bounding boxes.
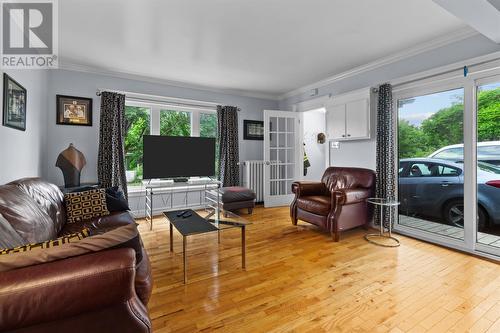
[443,200,488,229]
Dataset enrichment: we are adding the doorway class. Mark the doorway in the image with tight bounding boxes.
[301,108,327,181]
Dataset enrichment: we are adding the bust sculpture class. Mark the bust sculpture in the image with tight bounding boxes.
[56,143,86,188]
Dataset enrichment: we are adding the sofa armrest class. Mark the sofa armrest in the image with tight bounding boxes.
[291,181,326,197]
[0,248,147,332]
[333,188,371,205]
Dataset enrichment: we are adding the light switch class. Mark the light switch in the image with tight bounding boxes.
[331,141,340,149]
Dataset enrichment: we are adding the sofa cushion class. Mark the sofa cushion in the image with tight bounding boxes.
[64,189,110,224]
[0,184,57,243]
[220,186,256,203]
[9,178,66,234]
[0,224,138,272]
[0,213,25,249]
[296,195,331,216]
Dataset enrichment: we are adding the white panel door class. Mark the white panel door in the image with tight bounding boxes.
[263,110,300,207]
[326,104,346,140]
[345,98,369,139]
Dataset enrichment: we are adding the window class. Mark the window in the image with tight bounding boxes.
[125,106,151,185]
[124,101,217,186]
[160,110,191,136]
[200,113,217,138]
[397,88,465,240]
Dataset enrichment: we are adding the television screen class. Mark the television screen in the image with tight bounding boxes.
[143,135,216,179]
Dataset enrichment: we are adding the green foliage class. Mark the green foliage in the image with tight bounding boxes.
[399,87,500,158]
[200,113,217,138]
[160,110,190,136]
[124,106,150,184]
[398,120,429,158]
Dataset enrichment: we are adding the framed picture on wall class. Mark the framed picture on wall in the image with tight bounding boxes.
[2,73,27,131]
[243,120,264,140]
[56,95,93,126]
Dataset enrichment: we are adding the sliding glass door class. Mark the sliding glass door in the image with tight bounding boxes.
[397,87,466,241]
[394,65,500,258]
[475,77,500,255]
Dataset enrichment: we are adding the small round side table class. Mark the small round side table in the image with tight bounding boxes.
[365,198,400,247]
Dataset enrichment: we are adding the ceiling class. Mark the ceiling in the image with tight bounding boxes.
[59,0,470,98]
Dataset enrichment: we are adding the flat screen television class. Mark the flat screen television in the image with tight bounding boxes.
[143,135,216,179]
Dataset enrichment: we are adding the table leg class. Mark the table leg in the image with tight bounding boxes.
[183,236,187,284]
[169,221,173,252]
[380,204,384,235]
[150,190,154,231]
[241,226,246,269]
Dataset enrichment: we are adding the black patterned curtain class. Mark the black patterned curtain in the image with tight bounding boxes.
[97,92,128,199]
[375,84,396,226]
[217,105,240,187]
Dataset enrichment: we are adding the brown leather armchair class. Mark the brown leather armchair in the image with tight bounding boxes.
[290,167,376,241]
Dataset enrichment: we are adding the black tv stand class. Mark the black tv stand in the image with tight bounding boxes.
[173,177,189,183]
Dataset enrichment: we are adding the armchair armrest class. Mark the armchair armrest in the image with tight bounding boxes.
[333,188,372,205]
[0,248,149,332]
[291,181,327,196]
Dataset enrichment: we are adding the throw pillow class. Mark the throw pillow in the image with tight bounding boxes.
[105,186,130,212]
[0,223,139,272]
[64,189,110,224]
[0,228,91,255]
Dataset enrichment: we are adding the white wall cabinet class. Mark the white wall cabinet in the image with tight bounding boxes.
[326,89,370,141]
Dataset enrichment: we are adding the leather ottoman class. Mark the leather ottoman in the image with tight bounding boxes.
[220,186,256,214]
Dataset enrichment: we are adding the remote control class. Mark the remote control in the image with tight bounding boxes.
[177,210,188,217]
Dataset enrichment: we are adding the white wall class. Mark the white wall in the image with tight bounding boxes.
[0,70,48,184]
[302,109,326,180]
[280,34,500,171]
[46,69,278,186]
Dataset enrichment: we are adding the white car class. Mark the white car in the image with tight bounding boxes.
[428,141,500,166]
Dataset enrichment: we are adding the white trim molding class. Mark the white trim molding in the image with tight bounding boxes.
[280,27,478,100]
[59,60,281,101]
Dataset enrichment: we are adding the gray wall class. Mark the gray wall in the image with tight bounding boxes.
[46,70,278,185]
[279,34,500,171]
[0,70,48,184]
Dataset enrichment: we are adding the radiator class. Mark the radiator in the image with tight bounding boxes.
[242,160,265,203]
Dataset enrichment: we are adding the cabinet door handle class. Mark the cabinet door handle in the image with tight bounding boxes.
[341,134,346,137]
[347,134,351,137]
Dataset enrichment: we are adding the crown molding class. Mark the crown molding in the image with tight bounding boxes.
[58,60,281,101]
[279,27,479,100]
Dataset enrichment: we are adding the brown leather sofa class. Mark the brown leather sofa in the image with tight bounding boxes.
[290,167,375,241]
[0,178,153,333]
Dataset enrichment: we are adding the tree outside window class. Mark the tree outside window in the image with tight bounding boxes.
[124,106,150,185]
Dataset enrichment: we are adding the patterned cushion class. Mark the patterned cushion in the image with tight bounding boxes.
[0,228,91,255]
[64,189,110,224]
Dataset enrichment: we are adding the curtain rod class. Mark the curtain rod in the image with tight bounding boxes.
[96,89,241,111]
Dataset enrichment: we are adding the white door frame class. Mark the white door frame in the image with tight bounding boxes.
[263,110,300,207]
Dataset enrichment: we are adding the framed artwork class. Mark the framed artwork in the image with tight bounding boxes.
[243,120,264,140]
[3,73,27,131]
[56,95,93,126]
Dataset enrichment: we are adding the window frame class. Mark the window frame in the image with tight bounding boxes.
[124,100,217,188]
[125,100,216,137]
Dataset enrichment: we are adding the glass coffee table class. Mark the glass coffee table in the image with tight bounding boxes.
[163,208,251,284]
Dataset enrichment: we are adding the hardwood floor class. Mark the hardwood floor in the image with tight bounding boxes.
[137,206,500,333]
